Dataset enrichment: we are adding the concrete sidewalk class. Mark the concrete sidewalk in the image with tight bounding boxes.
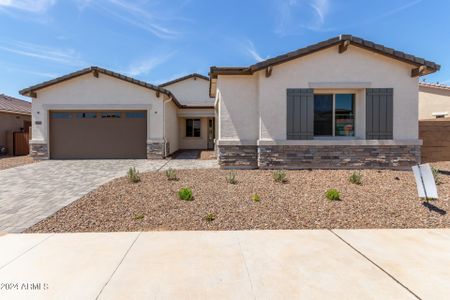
[0,229,449,299]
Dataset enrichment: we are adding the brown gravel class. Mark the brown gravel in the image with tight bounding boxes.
[27,162,450,233]
[0,155,35,171]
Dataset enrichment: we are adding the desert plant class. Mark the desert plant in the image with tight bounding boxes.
[204,213,216,222]
[226,171,238,184]
[165,168,178,181]
[251,193,261,202]
[349,171,362,185]
[133,214,144,220]
[432,166,441,185]
[325,189,341,201]
[178,187,193,201]
[273,170,287,183]
[127,167,140,183]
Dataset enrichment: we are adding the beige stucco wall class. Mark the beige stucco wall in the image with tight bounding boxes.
[163,77,213,106]
[164,99,179,155]
[419,86,450,120]
[30,72,166,146]
[0,112,31,153]
[216,45,419,144]
[216,75,259,143]
[178,117,208,149]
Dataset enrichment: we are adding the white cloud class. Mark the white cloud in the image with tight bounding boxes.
[79,0,181,39]
[274,0,333,35]
[0,40,84,66]
[0,0,56,13]
[243,39,266,62]
[309,0,329,25]
[127,52,175,77]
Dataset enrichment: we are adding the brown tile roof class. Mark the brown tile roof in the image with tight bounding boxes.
[19,66,184,108]
[0,94,31,115]
[159,73,209,87]
[210,34,440,78]
[419,82,450,91]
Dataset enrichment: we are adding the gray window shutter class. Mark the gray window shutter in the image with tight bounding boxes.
[287,89,314,140]
[366,88,393,139]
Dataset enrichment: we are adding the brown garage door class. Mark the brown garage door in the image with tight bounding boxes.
[50,111,147,159]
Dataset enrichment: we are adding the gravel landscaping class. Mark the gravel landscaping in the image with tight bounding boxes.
[27,162,450,233]
[0,155,35,171]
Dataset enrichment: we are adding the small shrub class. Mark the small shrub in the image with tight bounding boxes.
[165,168,178,181]
[133,214,144,220]
[127,167,140,183]
[226,172,238,184]
[432,166,441,185]
[178,187,193,201]
[204,213,216,222]
[325,189,341,201]
[273,170,287,183]
[251,193,261,202]
[349,171,362,185]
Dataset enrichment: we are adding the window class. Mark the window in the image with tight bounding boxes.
[101,112,121,118]
[313,93,355,137]
[76,112,97,119]
[186,119,201,137]
[126,112,146,119]
[51,112,72,119]
[335,94,355,136]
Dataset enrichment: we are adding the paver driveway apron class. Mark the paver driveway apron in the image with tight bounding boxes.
[0,159,217,233]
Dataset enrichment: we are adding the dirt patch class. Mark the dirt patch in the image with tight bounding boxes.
[200,150,215,160]
[27,162,450,233]
[0,155,35,171]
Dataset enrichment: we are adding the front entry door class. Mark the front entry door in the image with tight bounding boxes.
[207,118,215,150]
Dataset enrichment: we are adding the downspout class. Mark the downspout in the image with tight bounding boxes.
[163,96,173,157]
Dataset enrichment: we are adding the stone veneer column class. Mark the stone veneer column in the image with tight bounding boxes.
[146,142,165,159]
[217,145,258,169]
[29,143,49,160]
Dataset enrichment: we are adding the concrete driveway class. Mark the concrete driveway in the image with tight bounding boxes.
[0,159,218,233]
[0,229,449,299]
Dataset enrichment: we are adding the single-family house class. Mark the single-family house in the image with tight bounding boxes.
[19,68,214,159]
[419,82,450,119]
[0,94,31,155]
[210,35,440,169]
[20,34,440,169]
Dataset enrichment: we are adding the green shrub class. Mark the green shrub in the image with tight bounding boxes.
[165,168,178,181]
[432,166,441,185]
[127,167,140,183]
[325,189,341,201]
[204,213,216,222]
[178,187,193,201]
[226,171,238,184]
[349,171,362,185]
[133,214,144,220]
[251,193,261,202]
[273,170,287,183]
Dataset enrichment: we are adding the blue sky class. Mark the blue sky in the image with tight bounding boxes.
[0,0,449,100]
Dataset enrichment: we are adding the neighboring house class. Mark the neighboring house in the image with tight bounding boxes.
[0,94,31,155]
[210,34,440,169]
[419,82,450,119]
[19,67,214,159]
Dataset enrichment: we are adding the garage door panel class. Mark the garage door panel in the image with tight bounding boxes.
[50,111,147,159]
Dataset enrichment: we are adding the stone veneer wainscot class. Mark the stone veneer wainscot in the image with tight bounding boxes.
[218,140,421,170]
